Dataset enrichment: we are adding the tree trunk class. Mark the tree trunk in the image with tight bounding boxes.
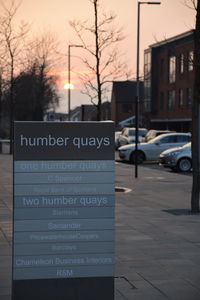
[9,57,14,154]
[0,73,2,153]
[191,0,200,212]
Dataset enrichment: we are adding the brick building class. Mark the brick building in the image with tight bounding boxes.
[144,30,194,132]
[111,81,144,128]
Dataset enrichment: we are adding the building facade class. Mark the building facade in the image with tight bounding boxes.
[144,30,194,132]
[111,81,144,128]
[70,102,111,121]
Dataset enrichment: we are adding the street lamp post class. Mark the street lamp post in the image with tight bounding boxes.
[68,44,83,121]
[135,1,161,178]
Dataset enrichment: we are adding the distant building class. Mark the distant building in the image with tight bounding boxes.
[144,30,194,131]
[101,101,111,120]
[81,104,97,121]
[70,101,111,121]
[44,111,68,121]
[111,81,144,128]
[70,106,81,121]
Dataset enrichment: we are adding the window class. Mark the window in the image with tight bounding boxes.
[129,129,136,136]
[188,51,194,71]
[178,89,184,107]
[168,90,175,110]
[160,135,177,144]
[169,56,176,83]
[161,134,191,144]
[144,50,151,112]
[176,135,191,143]
[144,100,151,112]
[180,54,184,73]
[187,88,193,107]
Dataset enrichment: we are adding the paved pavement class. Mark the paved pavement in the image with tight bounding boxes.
[1,154,200,300]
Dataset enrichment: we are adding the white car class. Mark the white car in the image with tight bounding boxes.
[159,142,192,172]
[115,131,121,149]
[143,129,175,142]
[117,127,148,148]
[118,133,191,164]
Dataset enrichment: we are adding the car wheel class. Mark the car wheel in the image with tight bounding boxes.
[177,158,192,172]
[130,150,145,164]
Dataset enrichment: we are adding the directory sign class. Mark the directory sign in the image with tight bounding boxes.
[12,121,115,300]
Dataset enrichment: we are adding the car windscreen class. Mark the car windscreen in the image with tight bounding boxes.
[129,129,136,135]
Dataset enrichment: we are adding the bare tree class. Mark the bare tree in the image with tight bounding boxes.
[23,31,61,117]
[25,30,60,71]
[70,0,126,120]
[191,0,200,212]
[0,0,29,153]
[0,32,7,140]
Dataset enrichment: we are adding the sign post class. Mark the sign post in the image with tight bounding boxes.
[12,121,115,300]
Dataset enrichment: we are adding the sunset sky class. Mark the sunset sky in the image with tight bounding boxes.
[13,0,196,112]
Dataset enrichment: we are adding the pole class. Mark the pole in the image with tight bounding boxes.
[134,1,161,178]
[135,2,140,178]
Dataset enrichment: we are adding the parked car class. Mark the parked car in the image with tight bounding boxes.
[118,132,191,164]
[117,127,148,148]
[159,142,192,172]
[143,129,175,143]
[115,131,121,149]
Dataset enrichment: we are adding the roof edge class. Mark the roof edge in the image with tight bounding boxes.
[146,29,194,50]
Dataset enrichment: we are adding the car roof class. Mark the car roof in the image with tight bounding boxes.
[150,132,191,142]
[148,129,172,133]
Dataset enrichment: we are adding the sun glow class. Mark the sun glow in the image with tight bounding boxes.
[64,83,74,90]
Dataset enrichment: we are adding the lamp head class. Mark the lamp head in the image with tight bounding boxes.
[69,45,83,48]
[139,1,161,4]
[147,2,161,4]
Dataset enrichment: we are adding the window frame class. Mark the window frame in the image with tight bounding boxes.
[169,55,176,83]
[168,90,176,110]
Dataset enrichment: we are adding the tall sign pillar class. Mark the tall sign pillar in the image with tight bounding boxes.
[12,121,115,300]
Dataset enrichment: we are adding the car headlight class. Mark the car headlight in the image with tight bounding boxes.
[119,149,127,153]
[167,150,181,157]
